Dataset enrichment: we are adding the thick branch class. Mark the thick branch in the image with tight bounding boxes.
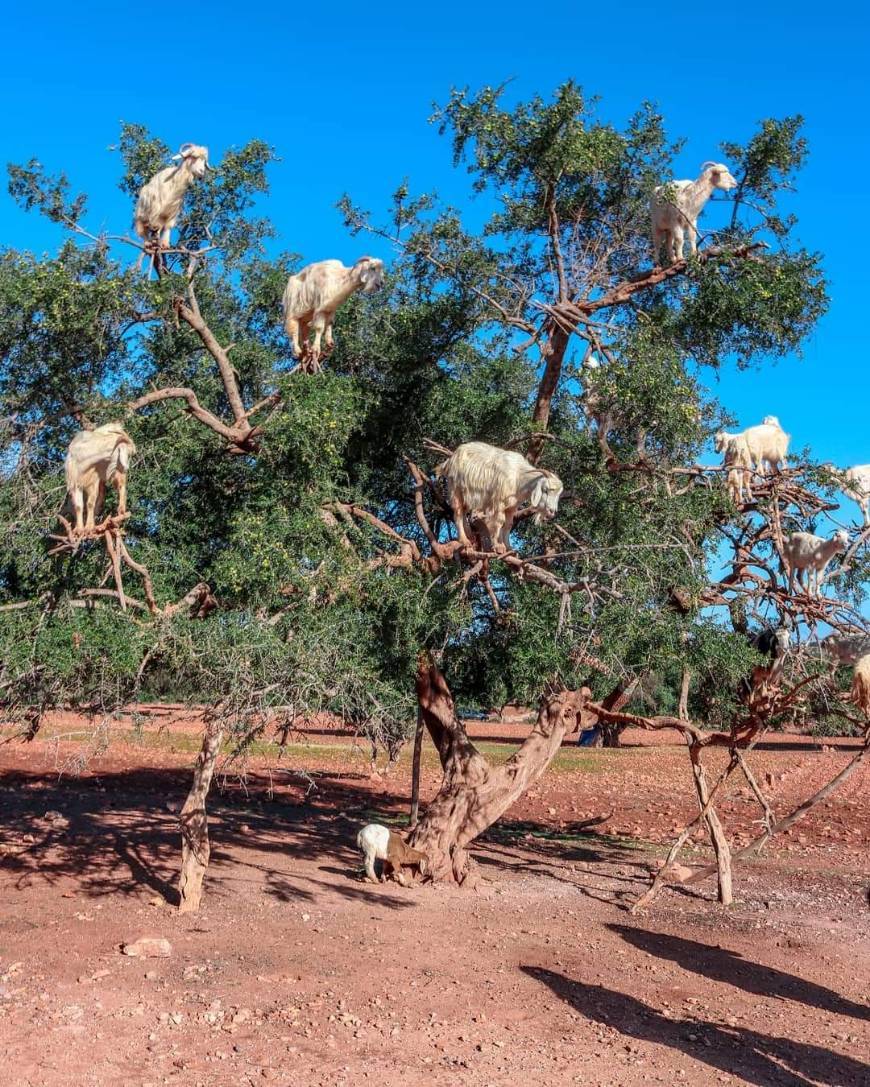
[127,387,255,447]
[178,284,249,429]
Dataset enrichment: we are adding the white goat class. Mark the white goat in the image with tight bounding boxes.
[725,418,789,476]
[134,143,210,250]
[64,422,136,534]
[437,442,563,553]
[714,431,753,504]
[282,257,385,372]
[356,823,428,886]
[782,529,849,596]
[839,465,870,526]
[851,654,870,718]
[651,162,738,265]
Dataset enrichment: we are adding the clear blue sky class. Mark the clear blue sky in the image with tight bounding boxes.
[2,2,868,474]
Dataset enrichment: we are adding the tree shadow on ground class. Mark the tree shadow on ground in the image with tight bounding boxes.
[3,762,630,910]
[0,765,423,911]
[610,924,870,1022]
[522,966,870,1087]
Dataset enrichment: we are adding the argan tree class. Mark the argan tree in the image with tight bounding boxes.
[1,85,865,910]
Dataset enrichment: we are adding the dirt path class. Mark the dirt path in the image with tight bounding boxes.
[1,724,868,1086]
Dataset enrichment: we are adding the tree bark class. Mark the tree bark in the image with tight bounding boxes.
[178,718,225,913]
[408,655,589,883]
[408,705,425,829]
[597,676,641,748]
[528,326,570,463]
[689,741,733,905]
[678,668,691,721]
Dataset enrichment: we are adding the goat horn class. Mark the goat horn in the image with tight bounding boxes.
[700,161,719,171]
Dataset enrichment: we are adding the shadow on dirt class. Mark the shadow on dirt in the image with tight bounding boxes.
[523,966,870,1087]
[0,765,425,911]
[610,925,870,1023]
[0,764,629,910]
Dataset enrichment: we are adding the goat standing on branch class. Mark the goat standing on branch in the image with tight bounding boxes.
[651,162,738,265]
[782,529,849,596]
[714,430,753,504]
[134,143,210,253]
[437,441,563,553]
[839,465,870,526]
[64,422,136,535]
[282,257,385,373]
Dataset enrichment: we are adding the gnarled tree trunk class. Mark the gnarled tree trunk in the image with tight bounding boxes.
[597,675,641,747]
[408,656,589,883]
[178,717,224,913]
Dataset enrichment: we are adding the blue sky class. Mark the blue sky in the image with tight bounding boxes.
[2,2,868,480]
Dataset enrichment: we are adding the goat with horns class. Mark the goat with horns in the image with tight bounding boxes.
[437,442,564,553]
[282,257,385,372]
[134,143,210,252]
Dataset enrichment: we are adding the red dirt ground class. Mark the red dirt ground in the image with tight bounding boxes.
[1,714,869,1086]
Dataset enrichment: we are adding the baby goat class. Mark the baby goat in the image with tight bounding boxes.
[357,823,428,887]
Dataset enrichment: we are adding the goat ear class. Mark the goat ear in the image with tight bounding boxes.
[531,477,546,508]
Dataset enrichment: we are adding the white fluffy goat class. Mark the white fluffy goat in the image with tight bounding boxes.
[133,143,209,250]
[282,257,385,371]
[713,431,753,504]
[650,162,738,265]
[782,529,849,596]
[839,465,870,526]
[64,422,136,534]
[716,418,789,478]
[437,441,563,553]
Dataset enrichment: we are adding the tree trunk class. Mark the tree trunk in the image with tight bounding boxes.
[678,667,691,721]
[528,327,570,463]
[408,705,425,829]
[689,741,733,905]
[597,676,641,748]
[178,718,224,913]
[408,655,589,883]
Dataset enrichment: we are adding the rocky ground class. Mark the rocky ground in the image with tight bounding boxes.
[1,716,868,1086]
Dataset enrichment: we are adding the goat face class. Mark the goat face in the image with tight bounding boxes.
[357,257,385,294]
[833,529,850,552]
[713,430,728,454]
[177,144,209,178]
[704,162,738,192]
[530,473,563,523]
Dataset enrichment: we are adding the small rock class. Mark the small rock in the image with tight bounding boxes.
[121,938,173,958]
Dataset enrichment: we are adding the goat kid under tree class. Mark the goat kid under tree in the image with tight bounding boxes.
[3,91,859,915]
